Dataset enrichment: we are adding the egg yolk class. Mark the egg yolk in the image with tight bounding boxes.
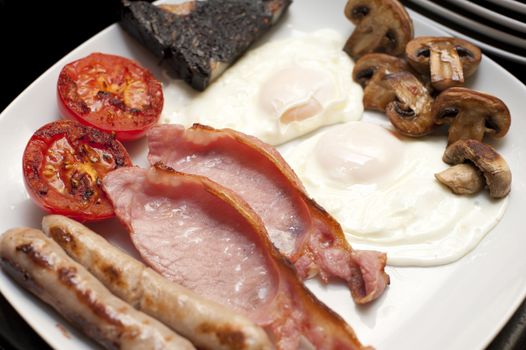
[258,66,334,123]
[314,122,405,185]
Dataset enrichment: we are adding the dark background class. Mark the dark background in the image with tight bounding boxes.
[0,0,525,349]
[0,0,123,349]
[0,0,122,111]
[0,0,525,112]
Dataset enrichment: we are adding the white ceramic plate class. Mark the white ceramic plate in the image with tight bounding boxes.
[1,1,526,349]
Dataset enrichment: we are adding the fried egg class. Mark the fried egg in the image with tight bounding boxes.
[282,121,509,266]
[165,29,363,145]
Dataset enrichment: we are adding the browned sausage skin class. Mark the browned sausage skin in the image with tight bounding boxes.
[0,227,194,350]
[42,215,273,350]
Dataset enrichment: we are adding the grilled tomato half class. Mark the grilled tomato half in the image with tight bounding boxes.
[22,120,132,221]
[57,52,163,141]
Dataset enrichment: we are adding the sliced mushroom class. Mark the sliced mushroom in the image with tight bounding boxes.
[406,37,481,91]
[344,0,413,58]
[432,87,511,145]
[383,71,435,136]
[352,53,410,111]
[435,163,485,195]
[440,139,511,198]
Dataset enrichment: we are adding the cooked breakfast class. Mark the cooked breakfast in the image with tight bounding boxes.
[120,0,291,91]
[22,120,132,221]
[42,215,273,350]
[1,0,518,348]
[147,124,389,303]
[0,228,195,350]
[57,52,164,141]
[102,165,369,349]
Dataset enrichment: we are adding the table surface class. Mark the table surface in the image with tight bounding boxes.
[0,1,525,349]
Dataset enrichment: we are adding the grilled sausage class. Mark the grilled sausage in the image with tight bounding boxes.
[0,227,194,350]
[42,215,273,350]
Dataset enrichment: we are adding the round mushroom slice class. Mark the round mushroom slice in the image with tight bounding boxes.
[439,139,511,199]
[432,87,511,145]
[344,0,413,59]
[352,53,411,111]
[406,37,481,91]
[383,71,435,136]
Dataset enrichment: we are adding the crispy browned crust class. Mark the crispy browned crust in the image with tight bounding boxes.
[0,227,193,350]
[344,0,413,58]
[432,87,511,145]
[43,214,273,350]
[120,0,292,91]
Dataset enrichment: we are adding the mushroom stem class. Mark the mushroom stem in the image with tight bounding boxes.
[435,163,484,195]
[430,45,464,91]
[406,37,481,91]
[447,113,486,146]
[390,77,427,113]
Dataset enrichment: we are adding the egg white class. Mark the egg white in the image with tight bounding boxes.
[164,29,363,145]
[282,121,509,266]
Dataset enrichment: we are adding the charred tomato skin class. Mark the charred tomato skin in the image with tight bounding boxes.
[22,120,133,221]
[57,52,163,141]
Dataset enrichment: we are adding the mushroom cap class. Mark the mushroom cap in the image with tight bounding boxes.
[352,53,409,86]
[384,71,435,136]
[443,139,511,198]
[352,53,410,110]
[406,36,481,77]
[344,0,413,58]
[432,87,511,145]
[406,36,481,91]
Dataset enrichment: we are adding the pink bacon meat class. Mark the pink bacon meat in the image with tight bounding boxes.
[103,165,370,350]
[148,124,389,304]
